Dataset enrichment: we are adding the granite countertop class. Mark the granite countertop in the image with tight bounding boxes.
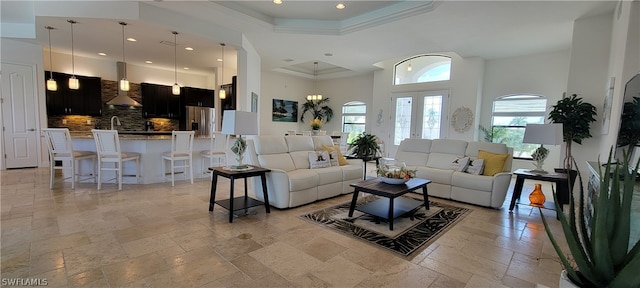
[70,131,212,140]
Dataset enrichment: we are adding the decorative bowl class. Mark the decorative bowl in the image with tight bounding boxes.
[380,177,409,185]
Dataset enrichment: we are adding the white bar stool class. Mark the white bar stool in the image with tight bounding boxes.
[162,131,195,186]
[200,132,227,176]
[92,129,141,190]
[42,128,96,189]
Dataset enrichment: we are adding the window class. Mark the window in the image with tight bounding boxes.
[342,101,366,143]
[394,55,451,85]
[489,95,547,158]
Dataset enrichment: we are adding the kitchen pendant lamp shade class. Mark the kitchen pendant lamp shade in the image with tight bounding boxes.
[119,22,130,92]
[45,26,57,91]
[219,43,226,99]
[68,77,79,90]
[67,20,79,90]
[172,31,180,95]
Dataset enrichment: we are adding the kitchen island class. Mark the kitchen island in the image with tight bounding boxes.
[70,132,221,185]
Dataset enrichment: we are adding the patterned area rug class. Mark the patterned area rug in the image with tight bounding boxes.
[300,195,471,258]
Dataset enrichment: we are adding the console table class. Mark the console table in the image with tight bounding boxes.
[508,169,569,215]
[208,165,271,223]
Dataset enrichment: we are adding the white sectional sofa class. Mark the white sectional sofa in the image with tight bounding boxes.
[395,138,513,209]
[246,135,363,209]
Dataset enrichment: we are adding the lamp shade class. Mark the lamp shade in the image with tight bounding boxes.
[523,123,563,145]
[221,111,258,135]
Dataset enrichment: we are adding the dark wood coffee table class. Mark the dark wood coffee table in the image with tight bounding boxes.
[348,178,431,230]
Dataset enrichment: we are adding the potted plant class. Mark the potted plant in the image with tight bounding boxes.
[300,98,333,123]
[347,132,380,160]
[540,150,640,287]
[617,96,640,162]
[309,118,323,134]
[548,94,597,170]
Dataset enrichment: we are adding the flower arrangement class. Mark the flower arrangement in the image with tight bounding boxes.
[310,118,323,130]
[377,159,416,180]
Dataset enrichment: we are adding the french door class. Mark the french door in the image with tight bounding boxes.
[391,90,449,147]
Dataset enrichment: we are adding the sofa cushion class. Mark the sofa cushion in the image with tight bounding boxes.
[465,159,484,175]
[286,136,315,152]
[290,151,313,169]
[309,151,331,169]
[258,154,296,172]
[312,136,335,150]
[287,169,319,191]
[451,171,493,192]
[419,167,454,185]
[450,157,470,172]
[426,139,467,169]
[478,150,509,176]
[321,144,348,166]
[313,166,344,185]
[254,136,289,155]
[395,138,431,166]
[465,142,508,157]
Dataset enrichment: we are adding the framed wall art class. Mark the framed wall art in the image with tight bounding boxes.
[272,99,298,122]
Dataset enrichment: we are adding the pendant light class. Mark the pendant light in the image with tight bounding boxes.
[172,31,180,95]
[306,61,322,102]
[45,26,57,91]
[119,22,130,91]
[219,43,226,100]
[67,20,79,90]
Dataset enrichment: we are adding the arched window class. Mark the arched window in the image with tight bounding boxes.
[489,94,547,158]
[394,55,451,85]
[342,101,366,142]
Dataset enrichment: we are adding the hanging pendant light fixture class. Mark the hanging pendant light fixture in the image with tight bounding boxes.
[306,61,322,102]
[219,43,226,100]
[67,20,79,90]
[119,22,130,92]
[172,31,180,95]
[45,26,57,91]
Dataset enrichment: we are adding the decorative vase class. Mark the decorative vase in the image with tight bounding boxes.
[529,183,545,207]
[312,130,319,136]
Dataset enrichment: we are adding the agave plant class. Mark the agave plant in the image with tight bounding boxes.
[540,149,640,287]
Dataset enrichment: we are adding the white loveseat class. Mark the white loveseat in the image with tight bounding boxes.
[395,138,513,209]
[246,135,363,209]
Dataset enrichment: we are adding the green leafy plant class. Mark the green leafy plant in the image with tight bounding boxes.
[540,150,640,287]
[300,98,333,123]
[548,94,597,169]
[617,96,640,162]
[347,132,380,159]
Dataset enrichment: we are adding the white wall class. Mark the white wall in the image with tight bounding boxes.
[316,73,374,133]
[566,13,613,175]
[482,50,570,172]
[259,72,311,136]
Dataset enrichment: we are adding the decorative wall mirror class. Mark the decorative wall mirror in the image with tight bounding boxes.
[451,106,474,133]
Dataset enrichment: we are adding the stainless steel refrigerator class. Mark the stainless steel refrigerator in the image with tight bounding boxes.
[185,106,215,136]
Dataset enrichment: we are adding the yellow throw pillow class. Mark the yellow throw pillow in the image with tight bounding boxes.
[321,144,349,166]
[477,150,509,176]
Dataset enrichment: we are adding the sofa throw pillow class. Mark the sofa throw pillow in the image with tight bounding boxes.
[477,150,509,176]
[450,157,470,172]
[321,144,348,166]
[309,151,331,169]
[465,159,485,175]
[327,150,339,166]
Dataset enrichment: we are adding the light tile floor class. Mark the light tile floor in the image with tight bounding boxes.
[1,165,569,287]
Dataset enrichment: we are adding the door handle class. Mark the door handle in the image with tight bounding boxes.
[28,129,36,131]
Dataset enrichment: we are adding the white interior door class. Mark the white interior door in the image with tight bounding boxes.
[1,63,39,168]
[390,90,449,148]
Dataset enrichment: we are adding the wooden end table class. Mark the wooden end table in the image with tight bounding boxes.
[348,177,431,230]
[346,155,381,179]
[509,169,569,217]
[208,165,271,223]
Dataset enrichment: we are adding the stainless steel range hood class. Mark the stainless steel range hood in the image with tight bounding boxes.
[107,62,142,107]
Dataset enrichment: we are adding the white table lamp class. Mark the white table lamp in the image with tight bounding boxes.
[221,110,258,169]
[523,123,563,174]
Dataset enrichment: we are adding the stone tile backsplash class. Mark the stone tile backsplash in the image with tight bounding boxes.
[47,80,179,131]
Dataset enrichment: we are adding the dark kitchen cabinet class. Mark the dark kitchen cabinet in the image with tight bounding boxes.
[141,83,182,119]
[183,87,214,107]
[220,75,236,111]
[45,71,102,116]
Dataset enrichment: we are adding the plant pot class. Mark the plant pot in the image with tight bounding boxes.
[312,130,320,136]
[559,270,579,288]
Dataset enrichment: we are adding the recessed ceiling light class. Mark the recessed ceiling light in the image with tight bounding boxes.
[283,58,294,62]
[336,3,345,9]
[324,53,333,57]
[183,67,189,70]
[145,60,152,64]
[273,0,282,4]
[217,58,222,62]
[185,47,193,51]
[98,52,106,56]
[127,37,136,42]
